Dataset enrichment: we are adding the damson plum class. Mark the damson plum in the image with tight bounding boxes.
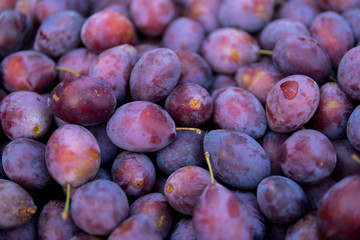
[212,87,267,139]
[48,75,116,126]
[130,0,175,37]
[0,216,36,240]
[332,139,360,180]
[210,74,236,93]
[34,10,85,58]
[256,176,307,225]
[0,179,37,229]
[70,179,129,236]
[0,91,53,140]
[266,75,320,133]
[193,183,253,240]
[107,101,176,152]
[81,11,135,53]
[235,62,282,104]
[165,83,213,127]
[272,35,332,83]
[169,218,196,240]
[303,178,336,211]
[156,130,205,175]
[45,124,101,188]
[312,82,353,140]
[88,45,135,103]
[280,129,337,184]
[259,19,310,50]
[32,0,70,23]
[310,11,355,68]
[347,105,360,151]
[201,28,259,74]
[203,130,270,190]
[129,192,172,238]
[162,17,205,52]
[218,0,275,33]
[130,48,180,102]
[2,138,52,190]
[343,8,360,43]
[88,123,118,165]
[111,151,156,197]
[164,166,211,215]
[1,50,56,93]
[278,0,320,27]
[0,10,33,58]
[285,212,322,240]
[175,51,213,90]
[38,200,80,240]
[186,0,221,33]
[108,214,162,240]
[315,0,360,12]
[337,46,360,100]
[57,48,97,82]
[259,131,289,175]
[317,175,360,239]
[233,191,266,240]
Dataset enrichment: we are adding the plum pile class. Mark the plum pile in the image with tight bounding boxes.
[2,0,360,239]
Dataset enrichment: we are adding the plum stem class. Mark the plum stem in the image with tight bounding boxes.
[259,49,273,56]
[329,76,338,83]
[205,152,215,184]
[55,66,80,76]
[62,183,71,220]
[175,127,202,135]
[351,154,360,164]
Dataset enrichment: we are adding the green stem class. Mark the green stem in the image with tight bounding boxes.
[55,66,80,77]
[175,127,202,135]
[205,152,215,184]
[62,183,71,220]
[329,76,338,84]
[259,49,273,56]
[352,154,360,164]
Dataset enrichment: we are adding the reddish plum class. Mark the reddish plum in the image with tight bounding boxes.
[106,101,176,152]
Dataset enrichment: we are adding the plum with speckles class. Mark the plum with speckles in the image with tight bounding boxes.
[164,166,211,215]
[34,10,85,58]
[111,151,156,197]
[272,35,332,83]
[38,200,80,240]
[48,75,117,126]
[313,82,353,140]
[81,11,135,53]
[280,129,337,184]
[130,48,180,102]
[256,175,307,225]
[201,28,259,74]
[108,214,162,240]
[337,46,360,101]
[70,179,129,236]
[0,179,37,229]
[0,91,53,140]
[193,183,253,240]
[106,101,176,152]
[212,87,267,139]
[165,83,213,127]
[266,75,320,133]
[204,129,270,190]
[45,124,101,187]
[2,138,52,190]
[1,50,56,93]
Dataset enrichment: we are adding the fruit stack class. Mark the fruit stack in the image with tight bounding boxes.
[1,0,360,239]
